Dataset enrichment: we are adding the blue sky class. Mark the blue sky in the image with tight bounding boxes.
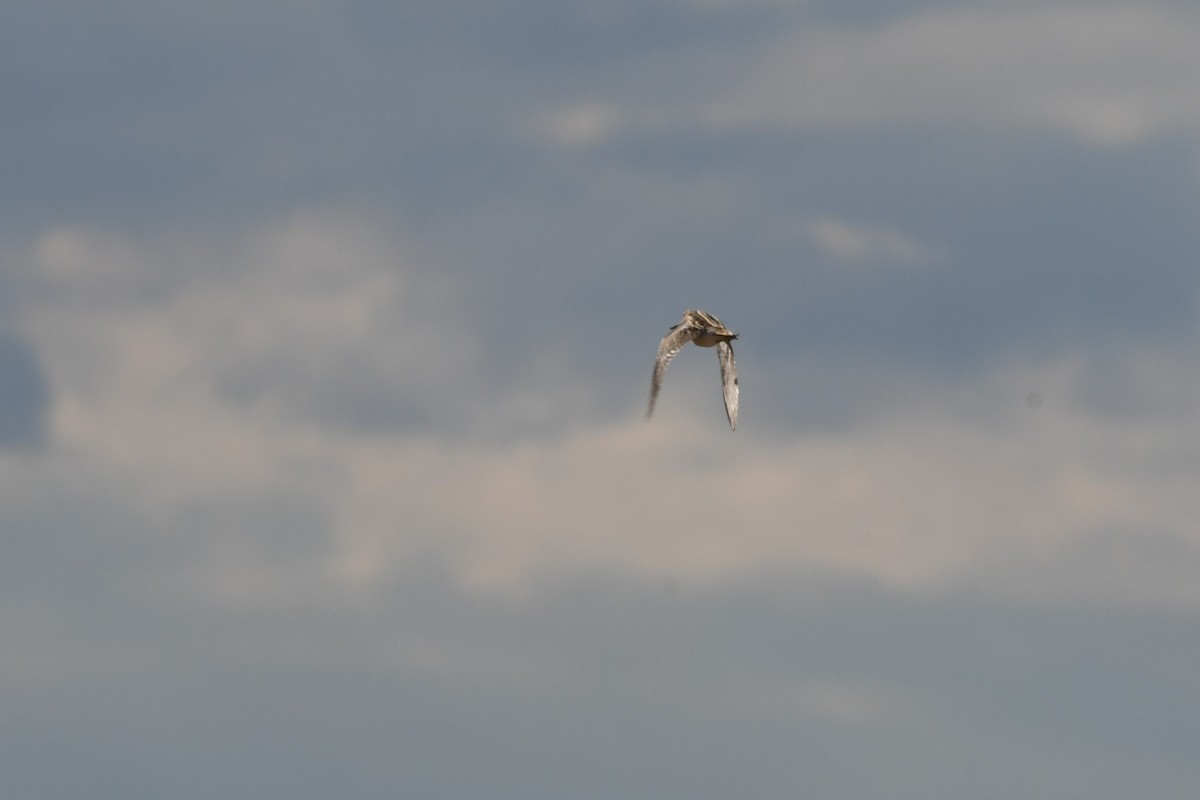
[5,1,1200,797]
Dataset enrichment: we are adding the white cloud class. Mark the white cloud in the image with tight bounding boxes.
[535,101,626,148]
[423,380,1200,603]
[9,214,1200,612]
[717,4,1200,144]
[13,213,476,589]
[806,216,941,268]
[539,4,1200,147]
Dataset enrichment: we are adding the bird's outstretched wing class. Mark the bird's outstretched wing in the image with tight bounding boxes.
[647,324,698,419]
[717,340,738,431]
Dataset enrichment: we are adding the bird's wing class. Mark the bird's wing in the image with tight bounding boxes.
[647,324,698,419]
[717,340,738,431]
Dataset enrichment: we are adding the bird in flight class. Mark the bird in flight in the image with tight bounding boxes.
[647,309,739,430]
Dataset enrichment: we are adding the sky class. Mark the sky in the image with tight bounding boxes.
[4,0,1200,797]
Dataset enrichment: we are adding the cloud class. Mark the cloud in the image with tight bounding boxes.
[534,101,627,148]
[806,216,941,268]
[736,5,1200,144]
[542,4,1200,146]
[24,212,481,431]
[12,214,1200,608]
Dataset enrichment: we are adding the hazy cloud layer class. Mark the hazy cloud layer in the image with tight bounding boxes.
[5,1,1200,798]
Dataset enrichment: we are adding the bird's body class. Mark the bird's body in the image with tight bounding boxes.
[647,309,739,430]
